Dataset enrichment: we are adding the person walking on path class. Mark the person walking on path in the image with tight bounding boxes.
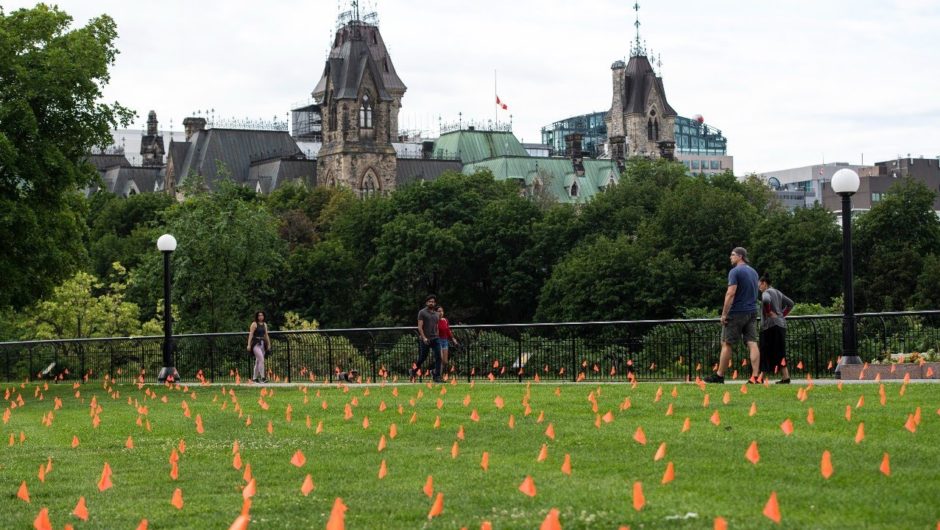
[437,306,459,375]
[247,311,272,383]
[413,295,443,383]
[759,274,795,384]
[705,247,761,384]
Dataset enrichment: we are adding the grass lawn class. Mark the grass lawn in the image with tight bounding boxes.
[1,378,938,529]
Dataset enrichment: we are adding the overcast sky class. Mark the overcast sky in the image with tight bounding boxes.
[5,0,939,173]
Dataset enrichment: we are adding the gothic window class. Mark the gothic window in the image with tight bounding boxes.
[647,119,654,141]
[570,181,579,198]
[654,119,660,141]
[361,170,379,198]
[342,106,349,132]
[328,93,337,132]
[359,94,373,129]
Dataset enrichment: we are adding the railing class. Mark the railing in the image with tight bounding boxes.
[1,312,938,384]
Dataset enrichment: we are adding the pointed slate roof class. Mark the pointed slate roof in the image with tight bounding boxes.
[622,55,677,116]
[313,21,406,101]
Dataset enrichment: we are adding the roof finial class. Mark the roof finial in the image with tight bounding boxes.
[352,0,359,21]
[631,2,644,57]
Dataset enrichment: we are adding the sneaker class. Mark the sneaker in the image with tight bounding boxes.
[776,378,791,384]
[704,373,724,384]
[746,377,759,384]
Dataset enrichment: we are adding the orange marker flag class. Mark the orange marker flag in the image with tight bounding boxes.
[745,441,760,465]
[856,395,865,408]
[714,516,728,530]
[481,451,490,471]
[749,402,757,417]
[681,417,691,433]
[428,492,444,519]
[602,411,614,423]
[97,463,113,492]
[229,515,250,530]
[844,405,852,422]
[291,450,306,468]
[905,414,917,433]
[195,414,204,434]
[807,408,815,425]
[494,396,505,409]
[326,497,347,530]
[633,426,647,445]
[170,461,179,481]
[378,435,387,452]
[519,476,537,497]
[73,496,89,521]
[38,463,45,483]
[545,423,555,440]
[470,409,480,422]
[171,488,184,510]
[561,453,572,475]
[301,474,315,496]
[378,459,388,479]
[710,410,721,426]
[763,491,781,523]
[654,442,667,461]
[233,452,242,470]
[661,461,675,484]
[722,391,731,405]
[665,403,674,416]
[820,450,833,479]
[632,481,645,511]
[540,508,562,530]
[879,453,891,476]
[71,436,80,448]
[243,463,252,482]
[537,444,548,462]
[451,441,460,459]
[780,418,794,436]
[509,415,516,429]
[17,481,30,503]
[242,478,256,500]
[125,436,134,449]
[855,422,865,444]
[423,475,434,497]
[33,508,52,530]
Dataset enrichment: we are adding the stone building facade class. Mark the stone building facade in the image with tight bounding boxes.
[312,16,406,196]
[140,110,165,167]
[606,53,677,166]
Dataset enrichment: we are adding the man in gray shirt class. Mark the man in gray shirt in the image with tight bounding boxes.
[759,274,795,383]
[412,294,443,383]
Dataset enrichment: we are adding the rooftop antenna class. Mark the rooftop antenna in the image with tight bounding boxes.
[352,0,359,21]
[657,53,663,77]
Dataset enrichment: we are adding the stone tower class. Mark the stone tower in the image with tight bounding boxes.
[312,6,406,196]
[605,54,677,165]
[140,110,166,167]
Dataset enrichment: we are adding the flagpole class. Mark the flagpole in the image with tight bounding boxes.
[494,69,498,127]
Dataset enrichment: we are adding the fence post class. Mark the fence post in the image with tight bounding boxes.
[569,334,577,383]
[879,316,888,357]
[809,319,820,378]
[516,332,524,383]
[286,333,293,384]
[684,323,694,382]
[368,332,376,383]
[326,335,334,384]
[465,331,472,383]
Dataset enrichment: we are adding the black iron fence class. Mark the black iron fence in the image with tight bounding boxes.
[1,311,939,384]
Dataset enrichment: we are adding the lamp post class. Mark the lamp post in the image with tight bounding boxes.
[157,234,179,383]
[831,169,861,377]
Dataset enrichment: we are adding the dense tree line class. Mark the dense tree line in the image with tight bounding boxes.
[6,156,940,340]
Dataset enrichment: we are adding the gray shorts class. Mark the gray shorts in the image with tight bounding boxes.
[722,312,758,344]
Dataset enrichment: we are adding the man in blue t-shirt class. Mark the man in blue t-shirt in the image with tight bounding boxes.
[705,247,761,384]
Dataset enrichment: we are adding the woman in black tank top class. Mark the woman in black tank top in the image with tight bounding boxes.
[247,311,271,383]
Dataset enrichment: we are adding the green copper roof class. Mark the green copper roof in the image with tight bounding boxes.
[432,129,529,165]
[462,157,621,204]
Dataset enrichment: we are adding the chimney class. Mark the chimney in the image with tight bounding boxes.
[565,133,584,176]
[421,141,434,160]
[182,117,207,141]
[609,136,626,173]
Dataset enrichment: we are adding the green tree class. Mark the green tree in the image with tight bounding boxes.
[86,191,174,278]
[639,177,760,310]
[913,254,940,310]
[854,178,940,310]
[535,235,692,322]
[750,205,842,304]
[132,181,286,333]
[0,5,134,308]
[275,240,359,327]
[19,264,159,340]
